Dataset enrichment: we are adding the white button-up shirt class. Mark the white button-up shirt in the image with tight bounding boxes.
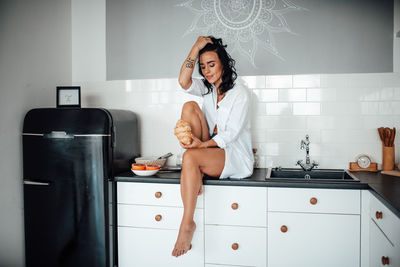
[184,78,254,178]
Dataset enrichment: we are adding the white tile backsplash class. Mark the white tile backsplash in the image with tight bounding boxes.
[80,73,400,169]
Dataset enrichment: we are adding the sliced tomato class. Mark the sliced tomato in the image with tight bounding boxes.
[132,163,146,170]
[146,164,161,170]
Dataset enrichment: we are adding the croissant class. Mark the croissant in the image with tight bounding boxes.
[174,119,192,145]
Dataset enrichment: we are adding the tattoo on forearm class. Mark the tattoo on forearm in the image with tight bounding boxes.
[185,58,195,68]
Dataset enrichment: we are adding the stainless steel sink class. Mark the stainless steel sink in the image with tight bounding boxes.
[266,168,359,182]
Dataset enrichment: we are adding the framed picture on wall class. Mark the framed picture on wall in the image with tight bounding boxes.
[56,86,81,108]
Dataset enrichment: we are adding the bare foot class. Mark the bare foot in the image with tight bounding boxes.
[172,221,196,257]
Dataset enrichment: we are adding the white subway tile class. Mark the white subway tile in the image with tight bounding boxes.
[321,129,378,144]
[266,75,292,88]
[307,88,336,102]
[361,102,379,115]
[321,102,360,115]
[362,116,395,129]
[265,155,301,168]
[252,130,268,142]
[253,102,267,116]
[320,74,349,88]
[380,73,400,87]
[279,89,306,102]
[307,116,336,129]
[347,73,382,87]
[254,116,307,129]
[77,75,398,169]
[258,89,279,102]
[378,102,400,115]
[293,103,320,115]
[266,129,321,143]
[266,103,292,115]
[379,87,394,100]
[359,87,381,101]
[392,87,400,100]
[293,74,321,88]
[239,76,266,88]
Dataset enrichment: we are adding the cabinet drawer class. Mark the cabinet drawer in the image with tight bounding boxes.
[205,225,267,267]
[117,182,203,208]
[204,185,267,227]
[118,226,204,267]
[370,193,400,247]
[370,219,399,267]
[268,212,360,267]
[268,188,360,214]
[118,204,204,231]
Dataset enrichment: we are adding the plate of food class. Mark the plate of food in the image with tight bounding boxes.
[131,163,161,176]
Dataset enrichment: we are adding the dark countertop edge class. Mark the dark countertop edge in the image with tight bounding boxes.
[115,176,368,190]
[114,169,400,219]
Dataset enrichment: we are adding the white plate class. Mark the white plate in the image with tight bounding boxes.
[131,169,160,176]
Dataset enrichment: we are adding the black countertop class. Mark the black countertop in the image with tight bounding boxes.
[115,168,400,219]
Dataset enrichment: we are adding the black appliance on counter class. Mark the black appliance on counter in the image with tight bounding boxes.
[22,108,139,267]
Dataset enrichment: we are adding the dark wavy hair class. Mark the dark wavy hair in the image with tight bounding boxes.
[198,36,237,95]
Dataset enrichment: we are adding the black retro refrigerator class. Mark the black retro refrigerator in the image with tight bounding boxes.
[22,108,139,267]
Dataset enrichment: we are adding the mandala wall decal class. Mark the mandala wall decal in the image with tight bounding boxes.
[177,0,307,66]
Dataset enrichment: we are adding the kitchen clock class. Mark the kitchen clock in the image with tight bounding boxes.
[56,86,81,108]
[357,154,371,169]
[349,154,378,172]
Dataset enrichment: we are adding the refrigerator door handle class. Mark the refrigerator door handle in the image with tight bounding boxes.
[44,131,74,139]
[23,180,51,186]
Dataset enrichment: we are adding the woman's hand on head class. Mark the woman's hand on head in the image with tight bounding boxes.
[194,36,213,51]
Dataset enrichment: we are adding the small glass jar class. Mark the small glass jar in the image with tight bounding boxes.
[252,148,259,168]
[176,148,185,167]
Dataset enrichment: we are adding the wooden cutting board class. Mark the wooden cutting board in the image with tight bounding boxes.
[381,170,400,177]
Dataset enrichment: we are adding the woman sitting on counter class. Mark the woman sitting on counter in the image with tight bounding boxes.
[172,36,254,257]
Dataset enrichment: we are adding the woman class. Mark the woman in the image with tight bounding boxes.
[172,36,253,257]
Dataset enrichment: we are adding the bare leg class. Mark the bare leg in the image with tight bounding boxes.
[181,101,209,141]
[172,148,225,257]
[172,102,225,257]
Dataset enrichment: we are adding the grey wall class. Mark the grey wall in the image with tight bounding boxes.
[106,0,393,80]
[0,0,72,266]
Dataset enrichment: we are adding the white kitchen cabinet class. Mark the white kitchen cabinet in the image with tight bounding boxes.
[205,225,267,267]
[369,192,400,267]
[117,182,370,267]
[117,182,204,267]
[118,226,204,267]
[205,185,267,227]
[117,182,203,208]
[268,212,360,267]
[370,193,400,247]
[369,219,399,267]
[204,185,267,267]
[268,188,361,267]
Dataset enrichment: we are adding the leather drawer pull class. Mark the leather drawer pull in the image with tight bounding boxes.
[381,256,390,265]
[155,214,162,221]
[231,243,239,250]
[281,225,288,233]
[155,191,162,198]
[231,203,239,210]
[310,197,318,205]
[376,211,383,219]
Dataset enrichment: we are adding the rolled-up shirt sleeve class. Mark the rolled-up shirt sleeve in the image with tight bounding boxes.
[212,91,250,149]
[181,78,207,97]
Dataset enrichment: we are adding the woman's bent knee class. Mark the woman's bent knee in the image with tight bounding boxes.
[182,101,200,113]
[182,150,199,166]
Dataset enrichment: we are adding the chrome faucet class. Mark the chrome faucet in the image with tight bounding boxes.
[296,134,318,171]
